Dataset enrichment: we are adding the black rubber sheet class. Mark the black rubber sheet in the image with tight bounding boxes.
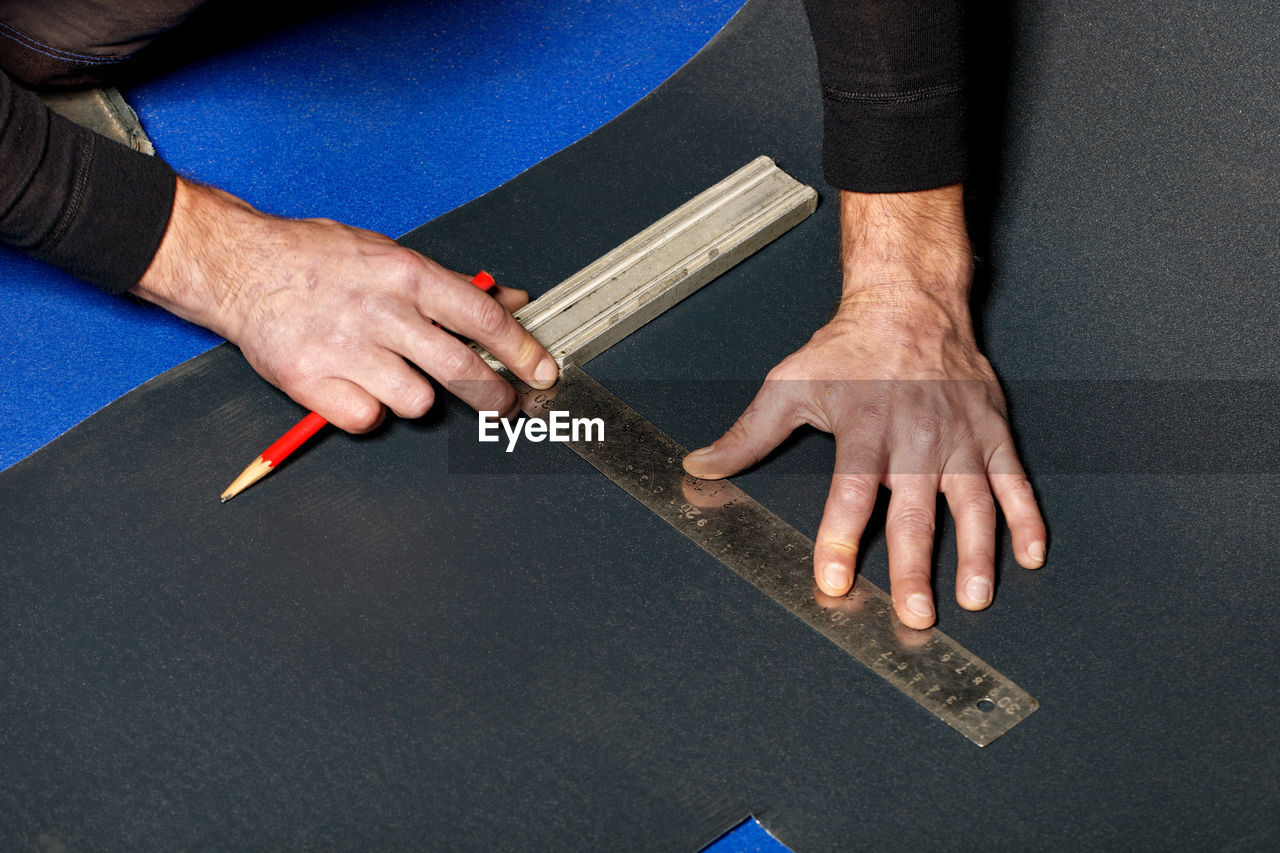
[2,1,1277,849]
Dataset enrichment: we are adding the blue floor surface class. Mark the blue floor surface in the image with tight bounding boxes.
[0,2,797,850]
[1,0,749,468]
[706,817,791,852]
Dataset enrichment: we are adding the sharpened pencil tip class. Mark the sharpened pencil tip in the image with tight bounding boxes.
[220,455,274,503]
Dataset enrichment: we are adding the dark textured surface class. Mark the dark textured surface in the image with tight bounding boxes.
[2,0,1278,850]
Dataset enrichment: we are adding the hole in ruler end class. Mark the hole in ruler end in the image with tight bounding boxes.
[977,699,996,713]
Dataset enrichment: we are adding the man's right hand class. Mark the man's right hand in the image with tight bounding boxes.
[132,178,558,431]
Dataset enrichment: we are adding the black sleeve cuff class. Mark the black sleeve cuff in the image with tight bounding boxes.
[33,120,177,294]
[818,82,967,193]
[0,70,175,294]
[801,0,968,193]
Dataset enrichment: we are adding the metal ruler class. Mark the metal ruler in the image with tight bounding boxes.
[516,367,1037,746]
[479,156,1037,745]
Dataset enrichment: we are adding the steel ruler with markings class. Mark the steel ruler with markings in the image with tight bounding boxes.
[476,156,1038,746]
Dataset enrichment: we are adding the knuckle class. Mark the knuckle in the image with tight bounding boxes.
[959,489,997,519]
[896,571,932,592]
[720,418,763,464]
[907,412,944,455]
[1001,474,1037,501]
[513,333,546,370]
[733,403,769,436]
[744,388,791,428]
[816,537,859,562]
[468,294,509,339]
[358,292,395,322]
[433,344,477,381]
[487,383,517,415]
[381,249,425,294]
[892,562,933,592]
[276,355,324,392]
[395,384,436,419]
[344,399,384,433]
[829,474,878,510]
[891,506,936,540]
[723,416,753,445]
[322,319,360,351]
[964,545,997,567]
[322,333,357,356]
[386,246,421,275]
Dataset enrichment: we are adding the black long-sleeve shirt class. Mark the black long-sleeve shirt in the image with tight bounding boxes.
[0,0,965,293]
[0,71,175,292]
[801,0,966,192]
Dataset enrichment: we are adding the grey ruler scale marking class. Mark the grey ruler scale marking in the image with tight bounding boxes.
[516,367,1037,747]
[475,156,1037,745]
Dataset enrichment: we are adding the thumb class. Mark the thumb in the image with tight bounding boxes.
[683,381,796,479]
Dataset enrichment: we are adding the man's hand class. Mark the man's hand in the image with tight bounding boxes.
[133,178,558,431]
[683,185,1045,629]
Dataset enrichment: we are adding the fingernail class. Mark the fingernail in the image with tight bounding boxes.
[823,562,850,591]
[533,357,558,389]
[907,593,934,619]
[686,446,714,458]
[964,577,992,604]
[1028,540,1046,562]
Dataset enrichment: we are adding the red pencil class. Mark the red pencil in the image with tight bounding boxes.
[220,270,497,502]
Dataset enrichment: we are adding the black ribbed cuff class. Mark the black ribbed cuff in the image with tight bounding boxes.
[819,83,967,193]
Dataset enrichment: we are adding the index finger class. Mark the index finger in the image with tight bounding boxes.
[422,265,558,390]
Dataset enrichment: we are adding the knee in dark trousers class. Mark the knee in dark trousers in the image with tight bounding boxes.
[0,0,207,88]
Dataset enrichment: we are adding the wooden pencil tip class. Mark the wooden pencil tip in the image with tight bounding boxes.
[220,456,274,503]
